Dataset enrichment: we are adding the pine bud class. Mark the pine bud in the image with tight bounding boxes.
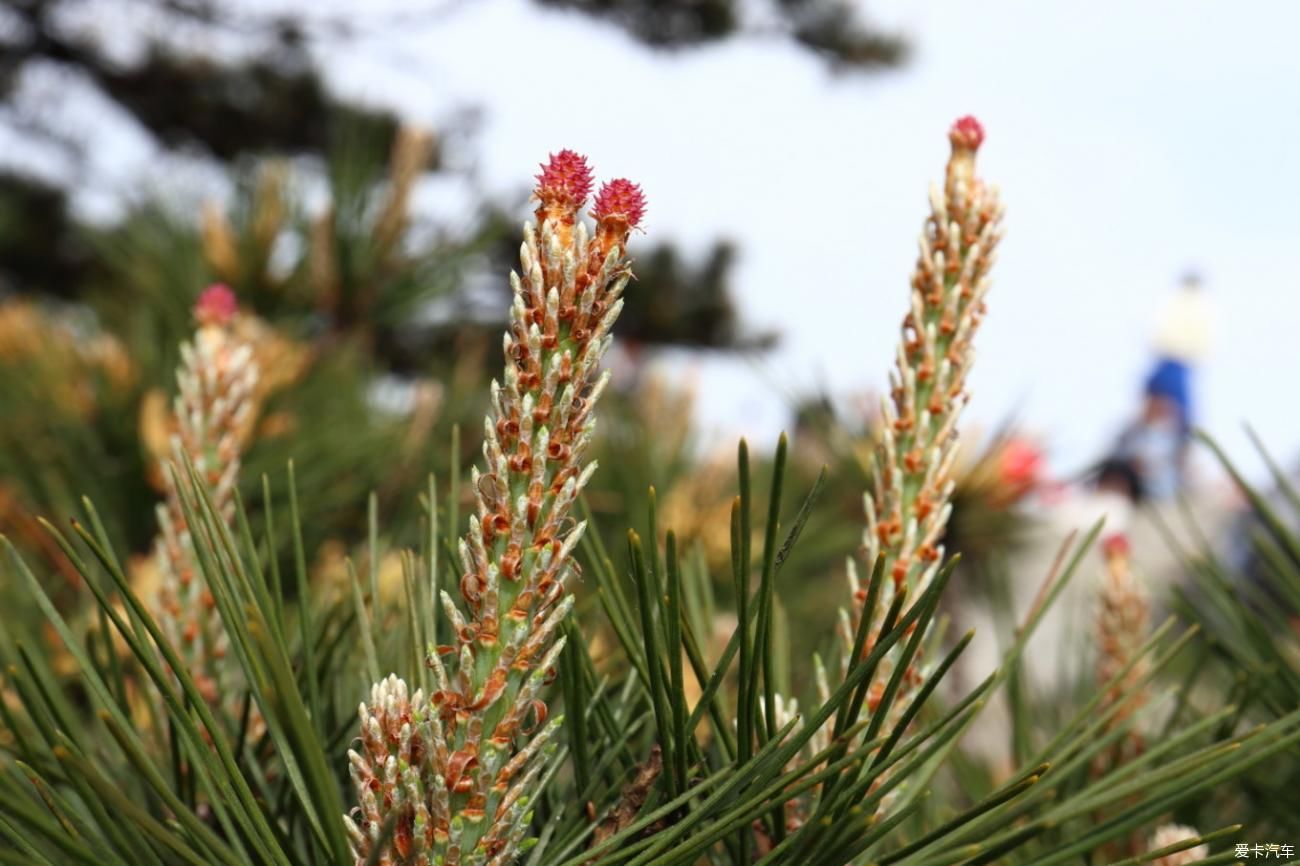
[347,151,641,865]
[152,284,260,733]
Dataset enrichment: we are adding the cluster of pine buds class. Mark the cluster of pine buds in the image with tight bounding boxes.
[344,151,644,866]
[839,116,1004,723]
[152,283,259,716]
[1093,533,1151,772]
[1091,539,1207,863]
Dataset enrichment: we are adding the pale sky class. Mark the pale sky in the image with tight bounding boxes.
[10,0,1300,481]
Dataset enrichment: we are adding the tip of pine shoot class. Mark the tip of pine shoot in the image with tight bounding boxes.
[592,178,646,229]
[1101,533,1130,559]
[194,283,238,326]
[535,149,594,208]
[949,115,985,151]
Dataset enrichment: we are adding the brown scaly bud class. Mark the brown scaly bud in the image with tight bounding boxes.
[344,676,446,866]
[1093,532,1150,772]
[349,151,640,866]
[375,126,437,261]
[152,284,260,734]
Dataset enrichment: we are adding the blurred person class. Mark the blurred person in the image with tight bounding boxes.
[1104,272,1210,501]
[955,274,1214,774]
[1108,358,1192,499]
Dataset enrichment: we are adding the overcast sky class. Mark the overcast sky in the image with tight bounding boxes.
[14,0,1300,482]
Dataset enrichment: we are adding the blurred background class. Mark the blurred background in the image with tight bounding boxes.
[3,0,1299,715]
[8,0,1300,471]
[5,0,1300,833]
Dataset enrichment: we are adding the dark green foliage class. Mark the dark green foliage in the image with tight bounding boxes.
[616,242,775,350]
[0,0,901,312]
[535,0,906,68]
[0,173,96,298]
[1157,432,1300,837]
[0,0,396,162]
[0,432,1287,863]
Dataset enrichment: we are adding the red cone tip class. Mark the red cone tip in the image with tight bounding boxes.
[592,179,646,228]
[195,283,238,326]
[535,150,594,205]
[949,115,985,150]
[1101,533,1130,559]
